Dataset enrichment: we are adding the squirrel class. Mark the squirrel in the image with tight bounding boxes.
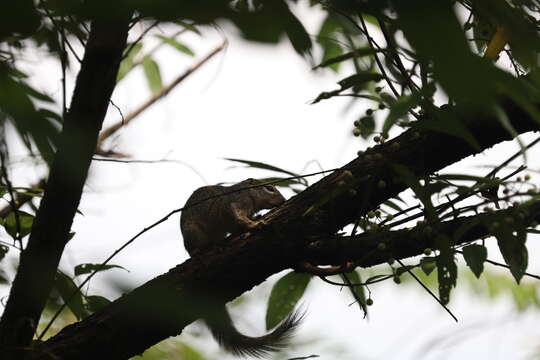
[180,178,301,358]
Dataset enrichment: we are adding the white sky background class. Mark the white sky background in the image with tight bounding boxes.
[3,3,540,360]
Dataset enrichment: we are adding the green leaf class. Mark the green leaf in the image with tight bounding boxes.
[310,89,341,104]
[315,13,344,72]
[358,115,375,139]
[393,0,496,106]
[338,73,383,91]
[177,343,205,360]
[383,199,402,212]
[391,163,437,223]
[74,263,128,277]
[340,271,367,317]
[232,0,312,56]
[0,65,61,166]
[435,235,457,305]
[21,83,54,103]
[379,92,397,106]
[266,271,311,330]
[85,295,111,313]
[314,47,381,70]
[4,210,34,240]
[142,55,163,93]
[54,271,89,320]
[281,2,312,56]
[382,93,420,134]
[420,257,436,276]
[174,20,201,35]
[491,105,526,161]
[462,244,487,278]
[490,216,528,283]
[117,42,143,82]
[154,34,194,56]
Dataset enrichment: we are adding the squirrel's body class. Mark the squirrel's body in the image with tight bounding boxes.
[181,178,285,255]
[180,178,300,358]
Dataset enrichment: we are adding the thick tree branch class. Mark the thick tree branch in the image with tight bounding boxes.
[29,99,540,359]
[0,14,132,358]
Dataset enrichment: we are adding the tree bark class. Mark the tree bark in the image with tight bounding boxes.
[0,14,132,358]
[29,99,539,359]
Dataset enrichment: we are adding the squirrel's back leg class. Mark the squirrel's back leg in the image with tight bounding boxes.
[181,222,210,256]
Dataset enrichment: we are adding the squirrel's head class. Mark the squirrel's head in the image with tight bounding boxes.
[242,178,286,208]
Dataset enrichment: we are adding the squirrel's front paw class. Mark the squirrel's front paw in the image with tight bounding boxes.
[247,219,267,230]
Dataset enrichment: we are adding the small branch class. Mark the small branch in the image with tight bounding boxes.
[486,135,540,178]
[92,156,208,184]
[97,41,227,144]
[318,273,392,286]
[122,20,159,62]
[396,259,458,322]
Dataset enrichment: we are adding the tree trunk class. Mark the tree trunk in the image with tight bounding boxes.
[0,13,132,359]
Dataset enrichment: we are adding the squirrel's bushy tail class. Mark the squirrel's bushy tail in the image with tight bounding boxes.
[205,305,303,358]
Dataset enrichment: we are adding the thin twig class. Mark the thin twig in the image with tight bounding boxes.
[98,41,227,144]
[130,28,188,69]
[356,15,401,99]
[122,20,159,62]
[340,272,368,317]
[41,2,82,63]
[396,259,458,322]
[385,166,526,230]
[319,274,392,287]
[376,16,418,94]
[486,135,540,179]
[59,18,67,118]
[92,157,208,184]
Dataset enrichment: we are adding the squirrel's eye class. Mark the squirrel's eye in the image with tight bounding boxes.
[264,185,275,193]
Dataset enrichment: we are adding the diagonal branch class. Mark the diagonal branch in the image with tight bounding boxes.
[29,98,540,359]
